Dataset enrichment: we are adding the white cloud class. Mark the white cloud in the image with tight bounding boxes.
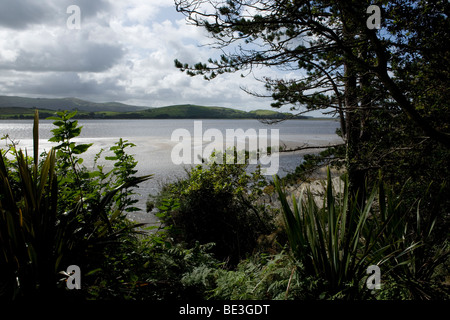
[0,0,302,113]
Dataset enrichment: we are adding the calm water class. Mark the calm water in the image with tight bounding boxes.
[0,119,342,225]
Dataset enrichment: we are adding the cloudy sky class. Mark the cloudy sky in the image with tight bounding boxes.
[0,0,306,113]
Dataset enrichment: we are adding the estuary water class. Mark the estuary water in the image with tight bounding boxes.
[0,119,342,226]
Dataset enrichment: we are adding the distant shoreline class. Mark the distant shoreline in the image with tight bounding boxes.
[0,116,336,121]
[0,106,337,121]
[0,106,339,121]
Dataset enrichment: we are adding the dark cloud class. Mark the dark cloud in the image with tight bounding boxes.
[0,0,111,30]
[3,72,130,101]
[4,42,125,73]
[0,1,123,73]
[0,0,50,29]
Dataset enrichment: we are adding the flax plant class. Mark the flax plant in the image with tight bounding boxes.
[274,168,420,299]
[0,111,58,299]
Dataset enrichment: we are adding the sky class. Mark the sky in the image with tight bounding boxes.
[0,0,314,114]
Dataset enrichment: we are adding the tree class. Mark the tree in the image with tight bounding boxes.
[174,0,450,200]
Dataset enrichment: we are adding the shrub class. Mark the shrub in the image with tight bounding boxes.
[153,151,276,266]
[86,233,220,300]
[198,250,319,300]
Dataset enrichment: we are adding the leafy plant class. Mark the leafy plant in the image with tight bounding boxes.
[0,113,59,299]
[154,150,275,265]
[375,180,450,299]
[200,250,318,300]
[87,237,220,300]
[0,110,152,300]
[274,168,424,299]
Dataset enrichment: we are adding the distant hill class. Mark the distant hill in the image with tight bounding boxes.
[0,95,149,112]
[95,104,308,120]
[0,96,310,120]
[128,104,301,119]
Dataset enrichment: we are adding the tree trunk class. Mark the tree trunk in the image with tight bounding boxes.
[344,61,366,207]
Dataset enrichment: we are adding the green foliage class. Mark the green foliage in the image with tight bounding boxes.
[153,151,275,265]
[200,250,319,300]
[48,111,150,219]
[2,109,447,301]
[274,168,449,299]
[173,0,450,301]
[104,138,142,213]
[0,110,152,300]
[46,111,93,209]
[0,123,59,299]
[147,241,220,300]
[374,180,450,299]
[86,235,220,300]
